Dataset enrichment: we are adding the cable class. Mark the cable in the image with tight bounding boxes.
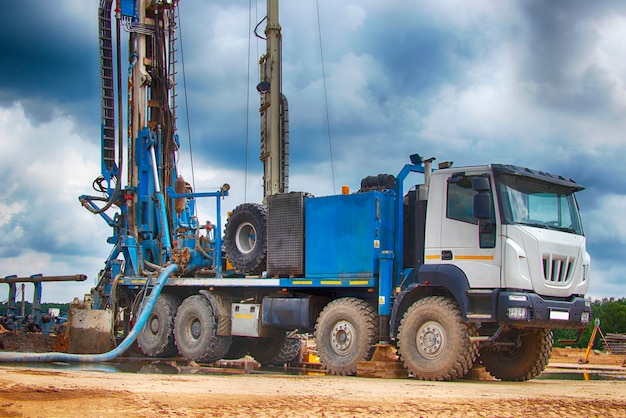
[254,15,267,40]
[177,5,196,193]
[316,0,336,194]
[85,2,124,215]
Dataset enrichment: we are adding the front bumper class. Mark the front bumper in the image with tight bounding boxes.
[497,291,591,329]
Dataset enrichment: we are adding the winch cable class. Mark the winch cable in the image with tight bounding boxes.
[0,264,178,363]
[177,6,196,194]
[316,0,335,194]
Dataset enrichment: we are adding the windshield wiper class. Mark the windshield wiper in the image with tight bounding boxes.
[546,225,577,234]
[518,221,577,234]
[518,221,547,229]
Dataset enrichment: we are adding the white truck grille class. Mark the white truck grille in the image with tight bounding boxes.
[542,255,574,284]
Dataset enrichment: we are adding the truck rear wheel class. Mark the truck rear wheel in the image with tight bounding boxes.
[479,328,553,381]
[397,296,478,381]
[249,334,302,366]
[315,298,378,376]
[224,203,267,274]
[137,293,180,357]
[174,295,231,363]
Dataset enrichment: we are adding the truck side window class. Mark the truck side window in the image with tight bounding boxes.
[446,178,477,224]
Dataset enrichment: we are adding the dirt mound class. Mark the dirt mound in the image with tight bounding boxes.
[0,330,68,353]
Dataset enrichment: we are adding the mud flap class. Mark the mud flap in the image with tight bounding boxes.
[67,308,116,354]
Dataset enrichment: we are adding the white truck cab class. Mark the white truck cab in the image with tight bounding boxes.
[392,160,591,381]
[426,164,590,299]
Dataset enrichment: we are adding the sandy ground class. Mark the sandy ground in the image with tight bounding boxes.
[0,347,624,417]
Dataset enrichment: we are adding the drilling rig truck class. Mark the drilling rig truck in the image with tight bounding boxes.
[72,0,591,381]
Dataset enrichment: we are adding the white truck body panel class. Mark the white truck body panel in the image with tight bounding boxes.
[503,225,589,297]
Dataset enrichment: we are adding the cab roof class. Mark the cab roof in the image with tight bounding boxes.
[491,164,585,191]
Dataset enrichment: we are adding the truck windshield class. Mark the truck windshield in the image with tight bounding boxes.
[495,174,584,235]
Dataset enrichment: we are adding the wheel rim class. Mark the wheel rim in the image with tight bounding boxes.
[330,320,355,355]
[416,320,446,359]
[148,315,160,335]
[235,222,256,254]
[187,317,202,341]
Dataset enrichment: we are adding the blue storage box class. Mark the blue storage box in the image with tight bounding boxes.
[305,191,395,278]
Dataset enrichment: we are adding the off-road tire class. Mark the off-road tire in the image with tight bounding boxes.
[223,336,251,360]
[314,298,378,376]
[397,296,478,381]
[479,328,553,381]
[174,295,231,363]
[137,293,181,357]
[224,203,267,274]
[249,335,302,366]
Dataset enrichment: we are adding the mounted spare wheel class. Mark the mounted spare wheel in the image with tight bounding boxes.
[224,203,267,274]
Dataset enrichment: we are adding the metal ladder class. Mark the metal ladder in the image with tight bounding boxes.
[168,7,178,130]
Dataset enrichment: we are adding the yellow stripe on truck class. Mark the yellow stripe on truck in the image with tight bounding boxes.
[454,255,495,260]
[424,255,494,260]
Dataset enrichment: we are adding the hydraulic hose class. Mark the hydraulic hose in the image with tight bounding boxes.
[0,264,178,363]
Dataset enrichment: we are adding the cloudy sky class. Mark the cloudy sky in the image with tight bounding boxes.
[1,0,625,302]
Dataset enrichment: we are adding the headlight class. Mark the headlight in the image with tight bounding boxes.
[507,307,529,320]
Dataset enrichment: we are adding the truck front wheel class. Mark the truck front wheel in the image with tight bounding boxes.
[315,298,378,376]
[174,295,232,363]
[479,328,553,381]
[397,296,478,380]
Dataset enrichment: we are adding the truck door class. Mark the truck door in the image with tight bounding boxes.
[438,173,501,288]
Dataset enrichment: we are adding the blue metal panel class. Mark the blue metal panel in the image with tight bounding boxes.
[305,191,395,278]
[378,250,394,316]
[120,0,137,19]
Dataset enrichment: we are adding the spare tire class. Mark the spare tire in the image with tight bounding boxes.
[224,203,267,274]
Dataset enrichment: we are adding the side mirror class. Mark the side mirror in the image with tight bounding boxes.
[473,192,492,220]
[471,176,495,248]
[472,177,492,220]
[472,177,490,192]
